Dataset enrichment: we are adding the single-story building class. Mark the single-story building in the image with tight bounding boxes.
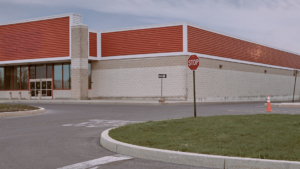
[0,13,299,102]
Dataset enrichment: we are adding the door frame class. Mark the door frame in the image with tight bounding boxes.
[30,78,52,99]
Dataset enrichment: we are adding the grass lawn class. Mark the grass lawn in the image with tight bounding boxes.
[0,104,38,112]
[110,114,300,161]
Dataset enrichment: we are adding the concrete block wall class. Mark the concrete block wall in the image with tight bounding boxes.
[186,57,300,102]
[0,90,72,100]
[89,55,300,102]
[0,91,30,100]
[89,56,188,100]
[53,90,71,99]
[71,24,89,100]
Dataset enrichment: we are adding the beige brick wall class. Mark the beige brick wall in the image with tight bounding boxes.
[89,56,187,100]
[53,90,71,99]
[89,55,300,102]
[187,57,300,102]
[0,90,72,100]
[71,25,89,100]
[0,91,30,99]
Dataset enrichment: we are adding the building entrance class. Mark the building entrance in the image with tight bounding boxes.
[30,79,52,99]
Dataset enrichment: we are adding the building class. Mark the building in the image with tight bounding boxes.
[0,13,299,102]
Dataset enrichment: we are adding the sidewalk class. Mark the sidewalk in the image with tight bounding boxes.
[0,99,193,105]
[268,102,300,108]
[2,99,298,106]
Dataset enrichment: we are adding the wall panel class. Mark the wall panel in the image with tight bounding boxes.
[0,17,70,61]
[188,26,300,69]
[89,32,97,57]
[102,25,183,57]
[186,57,300,102]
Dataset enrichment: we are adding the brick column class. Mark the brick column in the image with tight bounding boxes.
[71,25,89,100]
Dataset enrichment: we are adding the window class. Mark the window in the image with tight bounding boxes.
[21,66,28,90]
[30,65,35,79]
[63,64,70,89]
[54,63,71,89]
[36,65,47,79]
[88,62,91,89]
[47,64,52,79]
[54,64,62,89]
[0,67,4,90]
[30,64,52,79]
[2,66,28,90]
[5,67,13,90]
[13,66,20,90]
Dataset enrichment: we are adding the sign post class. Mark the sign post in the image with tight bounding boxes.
[188,55,200,117]
[158,74,167,102]
[293,70,298,103]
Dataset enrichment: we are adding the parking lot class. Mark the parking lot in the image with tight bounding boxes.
[1,102,299,169]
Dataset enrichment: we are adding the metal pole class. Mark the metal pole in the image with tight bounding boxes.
[193,70,196,117]
[293,70,298,103]
[161,78,163,100]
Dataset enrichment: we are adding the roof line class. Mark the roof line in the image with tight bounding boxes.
[0,13,81,26]
[1,13,299,56]
[98,22,187,33]
[97,21,300,56]
[186,22,300,56]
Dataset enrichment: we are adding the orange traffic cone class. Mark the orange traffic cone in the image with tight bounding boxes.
[266,95,272,112]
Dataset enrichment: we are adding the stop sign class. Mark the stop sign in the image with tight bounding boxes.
[188,55,199,70]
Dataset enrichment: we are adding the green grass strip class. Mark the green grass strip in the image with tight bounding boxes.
[110,114,300,161]
[0,104,38,112]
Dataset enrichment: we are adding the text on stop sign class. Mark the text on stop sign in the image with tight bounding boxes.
[188,59,199,66]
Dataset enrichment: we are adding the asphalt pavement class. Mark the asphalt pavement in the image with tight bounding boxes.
[1,102,300,169]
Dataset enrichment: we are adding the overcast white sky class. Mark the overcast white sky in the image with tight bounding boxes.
[0,0,299,54]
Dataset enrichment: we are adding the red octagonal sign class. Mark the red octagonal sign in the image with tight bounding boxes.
[188,55,199,70]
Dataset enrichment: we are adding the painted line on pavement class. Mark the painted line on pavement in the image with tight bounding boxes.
[57,155,133,169]
[62,119,142,128]
[89,167,98,169]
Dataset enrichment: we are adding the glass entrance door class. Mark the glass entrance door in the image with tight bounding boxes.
[30,79,52,99]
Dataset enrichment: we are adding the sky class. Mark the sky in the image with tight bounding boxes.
[0,0,299,54]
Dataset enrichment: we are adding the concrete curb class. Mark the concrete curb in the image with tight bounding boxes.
[100,128,300,169]
[0,107,45,118]
[0,100,185,105]
[0,100,269,106]
[264,103,300,107]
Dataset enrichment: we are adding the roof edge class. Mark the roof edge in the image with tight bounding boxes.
[0,13,82,26]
